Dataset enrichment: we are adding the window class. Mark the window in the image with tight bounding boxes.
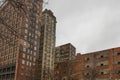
[101,72,104,75]
[24,42,26,46]
[33,58,36,62]
[101,64,104,66]
[29,62,32,67]
[27,55,29,60]
[29,33,31,36]
[34,41,37,45]
[24,35,27,40]
[27,49,30,53]
[27,61,29,66]
[31,51,33,54]
[35,31,38,34]
[86,65,90,68]
[30,56,32,61]
[23,54,26,58]
[118,70,120,74]
[25,23,28,28]
[34,47,37,50]
[118,61,120,64]
[86,73,89,76]
[34,52,36,56]
[86,57,90,61]
[36,25,38,29]
[26,18,28,22]
[25,29,28,34]
[101,55,104,58]
[23,48,26,52]
[22,60,25,64]
[33,63,35,66]
[35,35,37,39]
[117,52,120,56]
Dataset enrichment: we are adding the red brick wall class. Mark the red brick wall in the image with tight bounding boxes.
[54,47,120,80]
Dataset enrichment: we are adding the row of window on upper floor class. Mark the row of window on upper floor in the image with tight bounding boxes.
[22,53,36,61]
[22,47,37,57]
[85,60,120,68]
[21,59,35,67]
[0,47,17,57]
[84,69,120,76]
[85,52,120,61]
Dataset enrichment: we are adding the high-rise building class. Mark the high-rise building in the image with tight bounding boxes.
[55,43,76,62]
[0,0,43,80]
[39,9,56,80]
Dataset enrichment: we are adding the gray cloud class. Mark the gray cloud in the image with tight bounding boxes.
[46,0,120,54]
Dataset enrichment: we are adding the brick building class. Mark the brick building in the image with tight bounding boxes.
[55,43,76,62]
[54,54,83,80]
[0,0,43,80]
[54,43,76,80]
[54,43,120,80]
[54,53,83,80]
[70,53,83,80]
[39,9,56,80]
[82,47,120,80]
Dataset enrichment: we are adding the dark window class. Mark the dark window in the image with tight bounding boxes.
[86,73,89,75]
[86,65,89,68]
[118,71,120,74]
[101,72,104,75]
[101,64,104,66]
[117,52,120,56]
[86,58,90,61]
[118,61,120,64]
[101,55,104,58]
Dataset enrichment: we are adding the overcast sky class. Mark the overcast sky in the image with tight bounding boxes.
[45,0,120,54]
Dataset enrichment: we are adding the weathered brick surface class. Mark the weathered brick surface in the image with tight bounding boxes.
[55,47,120,80]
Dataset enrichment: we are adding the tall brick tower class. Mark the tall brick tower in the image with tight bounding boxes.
[38,9,56,80]
[0,0,43,80]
